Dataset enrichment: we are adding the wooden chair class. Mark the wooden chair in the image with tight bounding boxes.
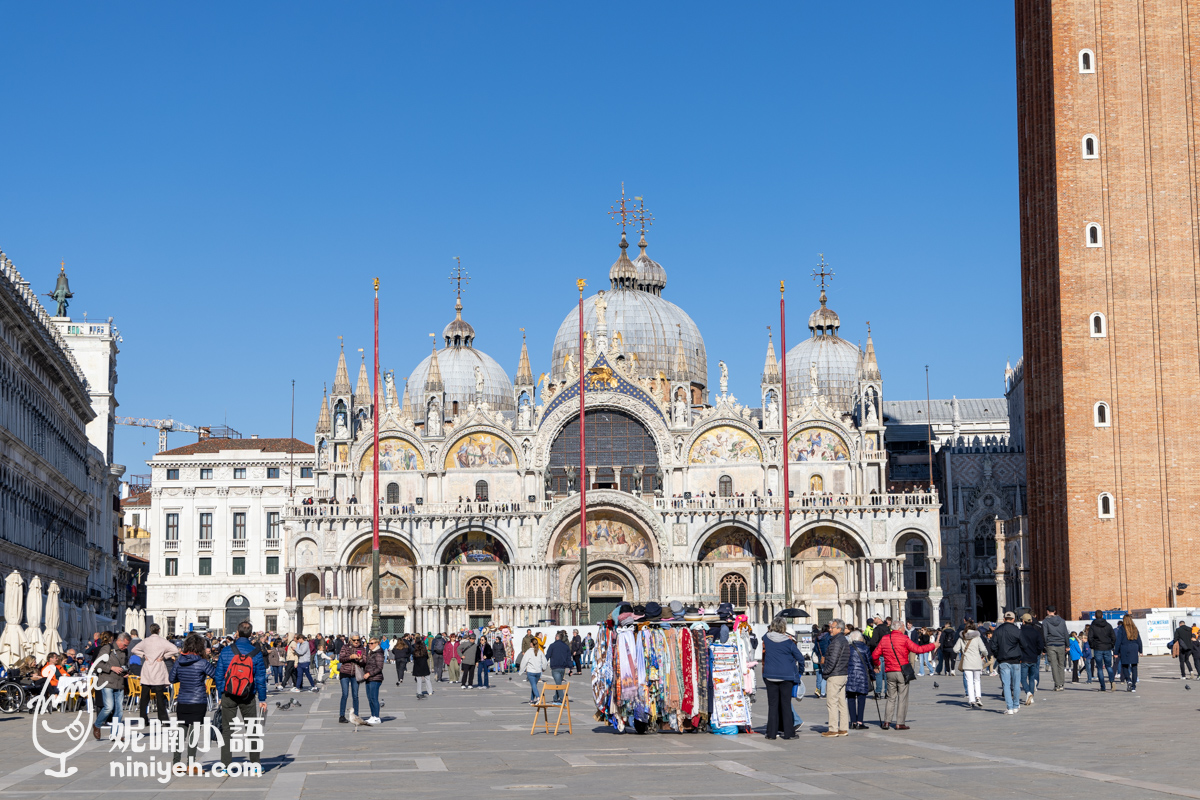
[529,682,572,735]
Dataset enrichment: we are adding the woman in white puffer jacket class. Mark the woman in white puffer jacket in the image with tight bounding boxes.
[954,625,991,709]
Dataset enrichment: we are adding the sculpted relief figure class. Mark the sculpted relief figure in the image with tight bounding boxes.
[765,395,780,429]
[426,401,442,436]
[719,360,729,396]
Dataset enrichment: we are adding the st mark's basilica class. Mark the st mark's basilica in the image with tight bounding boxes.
[281,214,943,636]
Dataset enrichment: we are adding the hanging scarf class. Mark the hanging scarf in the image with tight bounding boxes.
[693,629,710,720]
[617,629,639,704]
[680,627,695,716]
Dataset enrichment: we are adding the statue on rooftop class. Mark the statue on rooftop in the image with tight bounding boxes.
[45,264,72,318]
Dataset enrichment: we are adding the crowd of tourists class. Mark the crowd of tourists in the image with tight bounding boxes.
[0,605,1189,762]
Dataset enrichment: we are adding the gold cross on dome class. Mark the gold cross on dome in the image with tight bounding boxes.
[449,257,470,300]
[609,182,634,232]
[634,195,654,235]
[812,253,834,291]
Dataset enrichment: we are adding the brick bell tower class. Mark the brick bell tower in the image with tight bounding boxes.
[1017,1,1200,618]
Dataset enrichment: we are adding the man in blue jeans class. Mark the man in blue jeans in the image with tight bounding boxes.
[91,632,130,738]
[546,630,573,704]
[1087,611,1117,691]
[1018,613,1045,706]
[991,611,1024,714]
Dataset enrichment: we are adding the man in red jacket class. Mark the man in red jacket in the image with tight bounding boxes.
[872,627,938,730]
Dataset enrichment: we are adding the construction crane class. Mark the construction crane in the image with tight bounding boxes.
[115,417,241,452]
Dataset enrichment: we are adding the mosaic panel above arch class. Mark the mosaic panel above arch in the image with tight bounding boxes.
[553,515,652,562]
[791,527,864,559]
[441,530,510,564]
[689,426,762,464]
[348,538,415,568]
[359,437,424,471]
[698,528,767,561]
[789,426,851,462]
[444,433,517,469]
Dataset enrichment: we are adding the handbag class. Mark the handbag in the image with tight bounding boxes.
[354,662,365,682]
[888,635,916,683]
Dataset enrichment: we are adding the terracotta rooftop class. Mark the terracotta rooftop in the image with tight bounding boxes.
[158,437,315,457]
[121,491,151,507]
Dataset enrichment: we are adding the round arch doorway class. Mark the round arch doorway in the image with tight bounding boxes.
[585,570,629,624]
[225,595,250,634]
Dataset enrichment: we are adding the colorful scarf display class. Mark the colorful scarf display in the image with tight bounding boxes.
[590,621,754,734]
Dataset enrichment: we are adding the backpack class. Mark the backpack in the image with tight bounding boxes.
[223,644,256,701]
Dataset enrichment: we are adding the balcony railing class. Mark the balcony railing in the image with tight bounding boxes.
[265,537,281,550]
[284,491,938,521]
[163,539,179,551]
[231,538,247,551]
[198,539,213,551]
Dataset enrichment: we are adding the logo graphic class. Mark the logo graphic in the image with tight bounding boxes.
[30,653,108,777]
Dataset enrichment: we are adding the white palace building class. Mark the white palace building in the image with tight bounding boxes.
[274,226,944,637]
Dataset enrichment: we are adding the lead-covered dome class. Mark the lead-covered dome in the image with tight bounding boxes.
[550,234,706,386]
[407,296,515,416]
[785,288,860,415]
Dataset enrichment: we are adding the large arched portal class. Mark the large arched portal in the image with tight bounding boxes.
[441,531,509,629]
[348,538,416,636]
[551,510,655,624]
[548,409,659,494]
[697,526,770,620]
[791,526,865,627]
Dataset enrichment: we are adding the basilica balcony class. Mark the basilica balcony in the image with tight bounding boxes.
[655,491,939,520]
[282,499,557,523]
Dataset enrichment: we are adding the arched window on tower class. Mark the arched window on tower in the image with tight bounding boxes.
[719,573,748,608]
[1087,224,1103,247]
[1083,134,1098,159]
[1079,49,1094,73]
[1091,312,1107,337]
[466,576,493,612]
[1098,493,1115,518]
[386,482,399,503]
[475,480,489,502]
[719,475,733,497]
[1094,402,1110,427]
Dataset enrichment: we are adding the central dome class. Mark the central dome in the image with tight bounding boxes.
[550,234,706,386]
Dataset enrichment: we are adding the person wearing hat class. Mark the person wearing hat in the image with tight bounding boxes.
[991,612,1024,714]
[1018,613,1045,706]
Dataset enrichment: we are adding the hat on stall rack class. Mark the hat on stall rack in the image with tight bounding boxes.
[669,600,685,617]
[716,602,734,621]
[633,604,647,617]
[643,602,663,620]
[779,608,810,619]
[618,611,644,625]
[718,624,730,644]
[610,603,634,625]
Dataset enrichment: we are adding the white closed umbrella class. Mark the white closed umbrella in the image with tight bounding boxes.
[42,581,63,655]
[24,575,45,659]
[0,570,25,668]
[122,607,132,632]
[137,608,146,635]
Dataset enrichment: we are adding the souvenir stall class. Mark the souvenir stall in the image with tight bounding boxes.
[591,602,756,734]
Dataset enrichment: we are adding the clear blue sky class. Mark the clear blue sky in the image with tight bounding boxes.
[0,3,1020,476]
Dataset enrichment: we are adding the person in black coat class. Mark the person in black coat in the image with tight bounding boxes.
[393,635,411,686]
[1018,614,1045,705]
[1173,622,1198,679]
[991,612,1023,713]
[1087,612,1117,691]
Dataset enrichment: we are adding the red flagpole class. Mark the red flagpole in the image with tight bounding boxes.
[577,279,589,625]
[371,277,381,638]
[779,281,792,608]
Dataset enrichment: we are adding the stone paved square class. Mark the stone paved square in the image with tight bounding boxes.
[1,658,1195,800]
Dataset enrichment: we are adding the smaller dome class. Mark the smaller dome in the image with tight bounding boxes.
[442,299,475,346]
[808,289,840,333]
[609,232,638,287]
[632,231,666,295]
